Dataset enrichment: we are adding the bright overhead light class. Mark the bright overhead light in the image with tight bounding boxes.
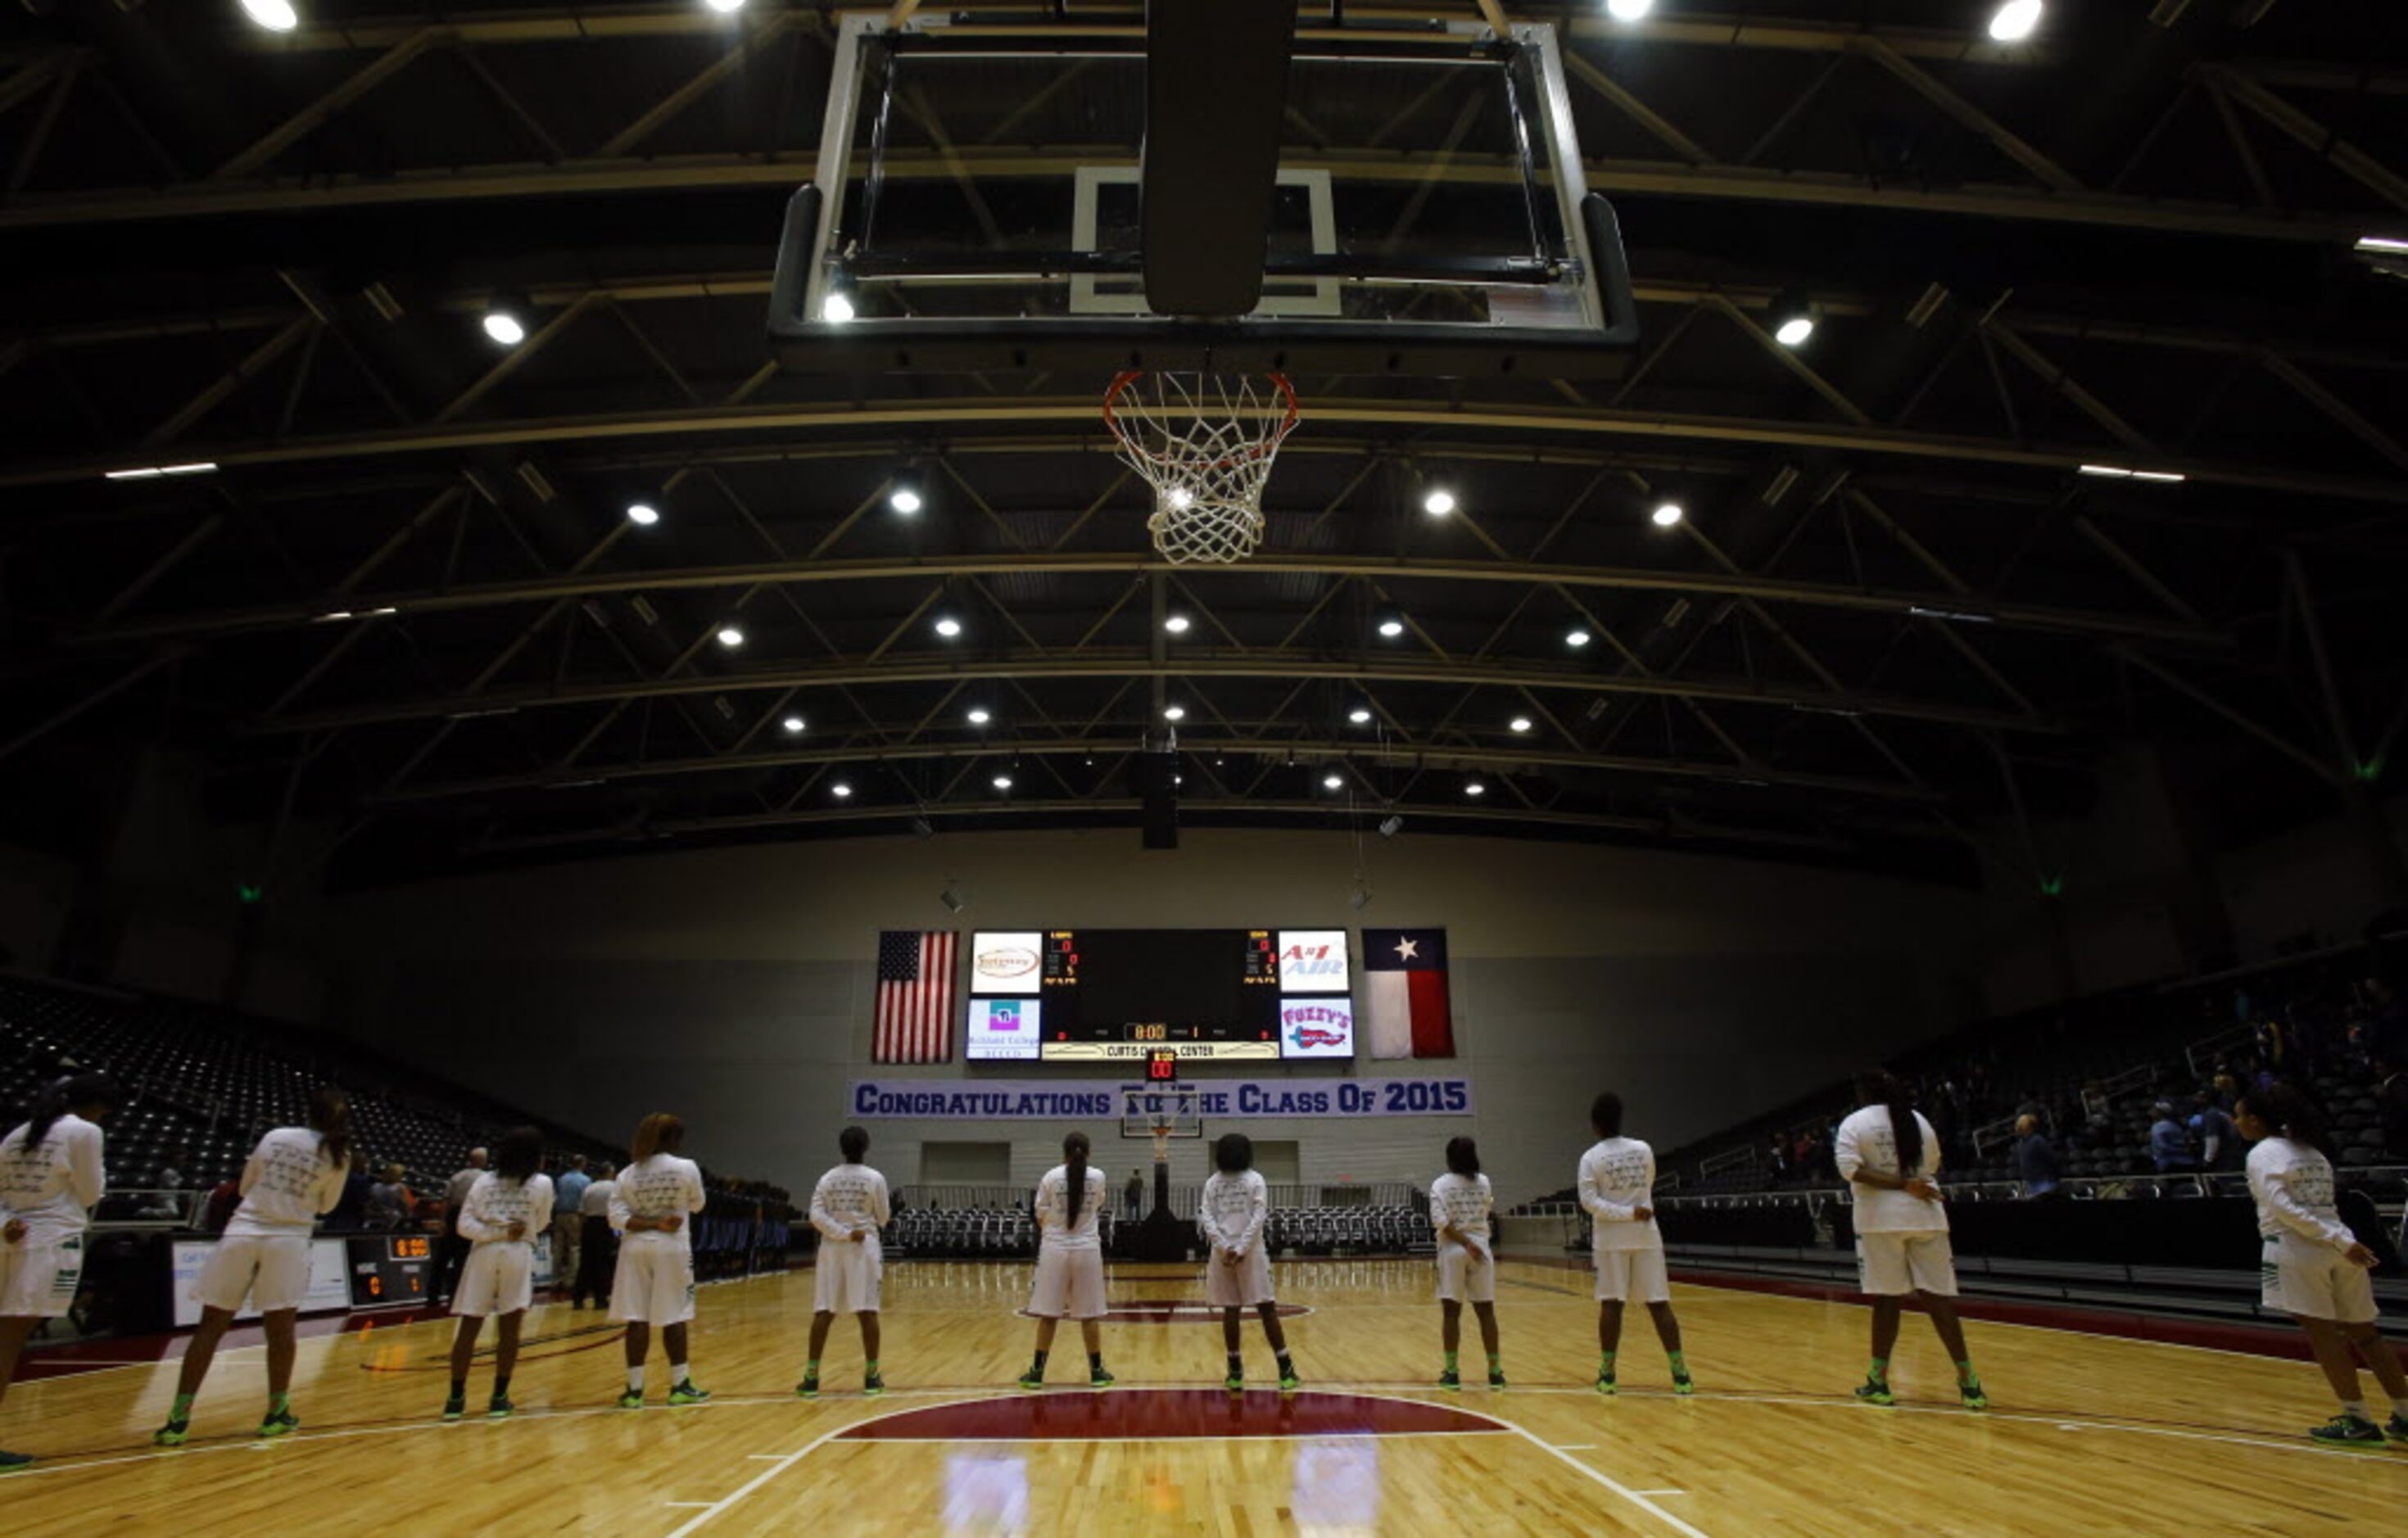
[831,781,853,798]
[1986,0,2043,43]
[933,614,963,639]
[1769,285,1814,348]
[822,292,855,324]
[2078,464,2186,483]
[104,461,219,482]
[625,502,661,527]
[992,774,1013,791]
[1163,613,1191,635]
[1348,706,1374,725]
[1464,780,1487,797]
[1375,613,1406,639]
[1322,771,1345,791]
[1423,487,1457,516]
[239,0,300,32]
[1510,716,1533,733]
[1605,0,1654,19]
[2357,236,2408,255]
[966,707,991,725]
[1163,704,1187,722]
[705,0,747,11]
[715,625,745,648]
[889,486,922,515]
[482,309,526,346]
[781,715,806,734]
[1650,501,1685,528]
[1565,627,1592,649]
[1773,316,1814,347]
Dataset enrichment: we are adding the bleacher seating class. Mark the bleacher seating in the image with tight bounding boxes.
[0,975,795,1238]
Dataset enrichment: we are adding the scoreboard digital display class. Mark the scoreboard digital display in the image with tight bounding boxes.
[965,928,1353,1061]
[346,1233,432,1309]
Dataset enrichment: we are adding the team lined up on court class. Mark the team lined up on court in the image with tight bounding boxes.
[2,1069,2406,1468]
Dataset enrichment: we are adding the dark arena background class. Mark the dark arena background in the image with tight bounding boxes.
[1,1,2405,1531]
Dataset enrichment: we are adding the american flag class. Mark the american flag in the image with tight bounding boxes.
[874,930,957,1064]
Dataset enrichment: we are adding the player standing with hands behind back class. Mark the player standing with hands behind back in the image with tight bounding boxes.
[1019,1130,1114,1391]
[1199,1133,1299,1393]
[1431,1136,1503,1390]
[442,1126,552,1421]
[0,1073,117,1470]
[799,1125,889,1400]
[1580,1092,1692,1396]
[1835,1071,1985,1410]
[609,1113,710,1409]
[2234,1083,2408,1444]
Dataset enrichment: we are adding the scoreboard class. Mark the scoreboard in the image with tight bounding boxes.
[966,927,1353,1061]
[345,1233,432,1308]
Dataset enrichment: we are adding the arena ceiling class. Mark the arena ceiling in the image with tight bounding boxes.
[2,1,2403,892]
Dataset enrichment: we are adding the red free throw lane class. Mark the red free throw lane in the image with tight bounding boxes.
[840,1389,1500,1441]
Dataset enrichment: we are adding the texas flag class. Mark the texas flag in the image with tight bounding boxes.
[1362,928,1455,1060]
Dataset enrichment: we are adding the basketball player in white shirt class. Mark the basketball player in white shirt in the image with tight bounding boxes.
[1835,1071,1985,1409]
[0,1073,118,1470]
[1579,1092,1691,1396]
[155,1088,353,1446]
[1018,1130,1115,1390]
[609,1113,711,1409]
[443,1126,554,1421]
[1431,1136,1503,1390]
[2234,1083,2408,1444]
[1199,1133,1298,1393]
[799,1125,890,1400]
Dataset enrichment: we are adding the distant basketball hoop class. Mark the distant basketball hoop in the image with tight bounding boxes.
[1120,1082,1204,1163]
[1103,371,1298,565]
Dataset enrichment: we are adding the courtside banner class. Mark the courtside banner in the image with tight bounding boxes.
[849,1078,1473,1120]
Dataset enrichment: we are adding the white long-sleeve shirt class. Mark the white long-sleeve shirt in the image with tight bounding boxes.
[1577,1137,1661,1253]
[1834,1106,1947,1234]
[1199,1169,1269,1258]
[610,1154,706,1249]
[1034,1164,1107,1251]
[0,1114,106,1246]
[224,1127,349,1238]
[809,1163,890,1244]
[1429,1171,1491,1254]
[458,1171,554,1246]
[579,1178,616,1219]
[2246,1137,2354,1251]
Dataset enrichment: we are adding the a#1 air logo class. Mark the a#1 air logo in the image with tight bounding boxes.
[1279,997,1354,1058]
[1276,929,1349,992]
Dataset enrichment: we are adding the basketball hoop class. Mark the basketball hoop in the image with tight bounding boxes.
[1149,1120,1176,1165]
[1102,371,1299,565]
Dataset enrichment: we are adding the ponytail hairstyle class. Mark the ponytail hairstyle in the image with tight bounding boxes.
[1063,1130,1092,1228]
[2238,1083,2334,1160]
[1446,1136,1480,1178]
[492,1125,542,1185]
[21,1072,121,1150]
[1215,1132,1254,1174]
[308,1088,353,1169]
[1855,1070,1921,1176]
[630,1112,685,1165]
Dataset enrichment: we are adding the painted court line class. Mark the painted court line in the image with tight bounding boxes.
[1492,1415,1710,1538]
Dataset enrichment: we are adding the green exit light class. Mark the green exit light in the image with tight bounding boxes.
[237,884,264,905]
[2038,875,2064,898]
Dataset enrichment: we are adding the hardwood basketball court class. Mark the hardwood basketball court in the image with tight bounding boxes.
[6,1255,2403,1533]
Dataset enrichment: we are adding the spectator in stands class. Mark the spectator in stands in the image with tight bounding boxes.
[1763,1136,1788,1186]
[2149,1101,2199,1174]
[2014,1115,2060,1200]
[2190,1095,2241,1173]
[365,1163,413,1231]
[553,1155,591,1298]
[574,1162,617,1310]
[2233,1083,2408,1445]
[332,1150,373,1230]
[153,1088,352,1448]
[0,1072,119,1471]
[1125,1168,1145,1219]
[2210,1065,2243,1111]
[435,1147,488,1304]
[2376,1054,2408,1164]
[1836,1071,1986,1411]
[1790,1129,1813,1180]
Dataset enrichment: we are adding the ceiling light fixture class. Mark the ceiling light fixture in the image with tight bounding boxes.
[933,613,963,639]
[1650,501,1685,528]
[889,485,923,515]
[1565,627,1592,648]
[992,774,1013,791]
[480,293,528,346]
[239,0,300,33]
[966,707,991,725]
[1464,779,1487,797]
[704,0,747,11]
[103,462,219,482]
[1374,608,1406,639]
[831,781,853,798]
[1348,706,1374,725]
[1987,0,2044,43]
[1605,0,1654,19]
[1510,716,1533,733]
[1322,771,1345,791]
[822,292,856,323]
[1163,704,1187,722]
[1163,613,1191,635]
[2356,236,2408,256]
[715,625,745,648]
[2079,464,2186,483]
[782,715,806,734]
[625,502,661,527]
[1770,286,1815,348]
[1423,487,1457,516]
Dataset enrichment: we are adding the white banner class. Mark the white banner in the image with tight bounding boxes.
[848,1077,1472,1120]
[170,1237,352,1327]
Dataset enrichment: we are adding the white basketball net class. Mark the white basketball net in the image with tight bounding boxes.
[1104,372,1299,566]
